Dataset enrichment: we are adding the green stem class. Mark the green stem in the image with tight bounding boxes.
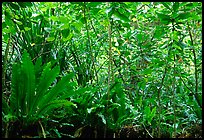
[187,22,201,108]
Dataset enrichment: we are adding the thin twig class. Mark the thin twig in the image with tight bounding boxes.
[31,51,52,62]
[39,120,46,138]
[142,123,153,138]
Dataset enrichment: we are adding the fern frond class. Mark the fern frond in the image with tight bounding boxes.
[35,100,76,119]
[37,72,74,110]
[31,64,60,114]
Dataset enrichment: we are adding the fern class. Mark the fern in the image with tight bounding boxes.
[36,100,77,117]
[37,72,74,110]
[31,63,60,114]
[21,51,35,115]
[7,51,76,125]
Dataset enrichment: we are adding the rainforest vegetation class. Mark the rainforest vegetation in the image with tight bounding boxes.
[2,2,202,138]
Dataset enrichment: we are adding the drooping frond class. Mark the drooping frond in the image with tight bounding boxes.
[31,63,60,114]
[37,72,75,112]
[36,100,77,118]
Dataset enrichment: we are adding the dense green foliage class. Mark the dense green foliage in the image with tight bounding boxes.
[2,2,202,138]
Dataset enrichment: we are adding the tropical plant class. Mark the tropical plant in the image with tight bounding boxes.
[2,50,76,138]
[2,2,202,138]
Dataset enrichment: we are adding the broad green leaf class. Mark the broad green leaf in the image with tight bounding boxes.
[18,2,32,8]
[24,27,31,31]
[156,12,171,24]
[144,106,151,116]
[113,10,130,22]
[46,37,55,42]
[142,68,152,75]
[62,33,73,41]
[142,2,150,5]
[62,28,70,38]
[59,24,70,30]
[150,107,156,119]
[50,16,59,21]
[173,2,179,12]
[3,28,10,34]
[137,34,143,41]
[34,57,42,82]
[161,2,171,10]
[177,12,191,20]
[72,22,83,31]
[9,3,19,10]
[59,16,69,23]
[87,2,102,7]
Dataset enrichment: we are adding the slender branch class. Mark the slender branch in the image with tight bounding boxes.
[179,75,194,94]
[142,123,153,138]
[39,120,46,138]
[172,56,176,138]
[31,51,52,62]
[157,67,167,138]
[87,7,99,83]
[5,123,9,138]
[83,2,95,84]
[172,20,177,138]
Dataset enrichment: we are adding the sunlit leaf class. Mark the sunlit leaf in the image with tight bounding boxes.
[24,27,31,31]
[46,37,55,42]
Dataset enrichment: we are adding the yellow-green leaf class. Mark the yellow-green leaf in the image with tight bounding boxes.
[46,37,55,42]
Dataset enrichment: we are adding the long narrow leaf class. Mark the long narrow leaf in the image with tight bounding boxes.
[21,51,35,115]
[34,57,42,83]
[37,72,74,111]
[31,64,60,114]
[36,100,76,118]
